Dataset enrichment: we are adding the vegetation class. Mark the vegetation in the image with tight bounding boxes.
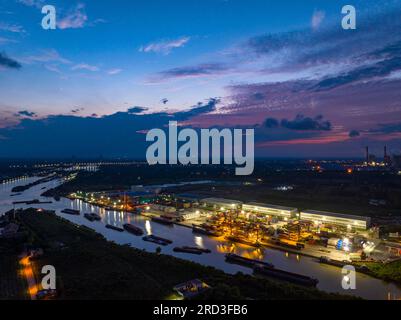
[15,208,353,300]
[363,261,401,284]
[0,241,28,300]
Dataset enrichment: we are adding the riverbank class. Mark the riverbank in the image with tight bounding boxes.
[12,208,353,300]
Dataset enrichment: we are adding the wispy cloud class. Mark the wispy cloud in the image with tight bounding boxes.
[21,49,71,65]
[16,0,44,9]
[71,63,99,72]
[57,3,88,30]
[311,10,325,30]
[107,68,122,75]
[0,22,25,33]
[140,36,190,55]
[155,63,231,81]
[0,37,17,44]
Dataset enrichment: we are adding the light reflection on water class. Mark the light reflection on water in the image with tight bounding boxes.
[1,177,401,300]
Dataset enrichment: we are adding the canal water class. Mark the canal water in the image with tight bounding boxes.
[1,177,401,300]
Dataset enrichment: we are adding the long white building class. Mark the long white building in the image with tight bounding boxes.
[242,202,298,218]
[300,210,371,230]
[200,198,243,210]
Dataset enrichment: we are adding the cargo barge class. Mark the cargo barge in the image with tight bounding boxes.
[142,235,173,246]
[123,223,144,236]
[225,253,274,268]
[192,225,222,237]
[84,213,101,222]
[253,265,319,287]
[173,246,211,255]
[151,216,174,226]
[226,236,262,248]
[61,208,80,215]
[105,224,124,232]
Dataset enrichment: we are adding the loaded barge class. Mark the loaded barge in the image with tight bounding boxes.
[142,235,173,246]
[84,213,101,222]
[105,224,124,232]
[225,253,274,268]
[173,246,211,255]
[61,208,80,215]
[123,223,144,236]
[254,265,319,287]
[151,216,174,226]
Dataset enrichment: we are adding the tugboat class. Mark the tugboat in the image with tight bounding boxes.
[123,223,144,236]
[105,224,124,232]
[61,208,80,215]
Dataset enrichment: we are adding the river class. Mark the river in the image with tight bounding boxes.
[1,177,400,300]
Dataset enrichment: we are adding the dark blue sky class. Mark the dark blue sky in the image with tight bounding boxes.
[1,0,401,158]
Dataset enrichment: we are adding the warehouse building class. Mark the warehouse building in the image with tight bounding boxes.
[243,202,298,219]
[300,210,371,230]
[200,198,243,210]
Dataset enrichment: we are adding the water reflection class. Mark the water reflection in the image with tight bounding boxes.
[145,220,152,235]
[194,236,204,248]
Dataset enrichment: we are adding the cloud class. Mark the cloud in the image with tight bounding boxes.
[0,37,17,44]
[107,68,122,75]
[349,130,360,138]
[156,63,230,80]
[281,114,332,131]
[71,63,99,72]
[57,3,88,30]
[0,22,25,33]
[21,49,71,65]
[0,98,220,158]
[0,52,21,69]
[16,110,36,118]
[140,36,190,55]
[16,0,44,8]
[174,98,219,121]
[127,107,148,114]
[311,10,325,30]
[71,108,84,114]
[264,118,279,128]
[370,122,401,134]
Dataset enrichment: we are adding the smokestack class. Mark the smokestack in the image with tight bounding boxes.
[384,145,387,159]
[366,146,369,164]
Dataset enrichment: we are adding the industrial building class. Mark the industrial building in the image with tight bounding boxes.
[300,210,371,230]
[200,198,243,210]
[242,202,298,219]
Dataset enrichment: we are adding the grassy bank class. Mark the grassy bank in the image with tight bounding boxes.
[362,261,401,284]
[15,209,353,300]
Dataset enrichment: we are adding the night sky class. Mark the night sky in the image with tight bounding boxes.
[1,0,401,158]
